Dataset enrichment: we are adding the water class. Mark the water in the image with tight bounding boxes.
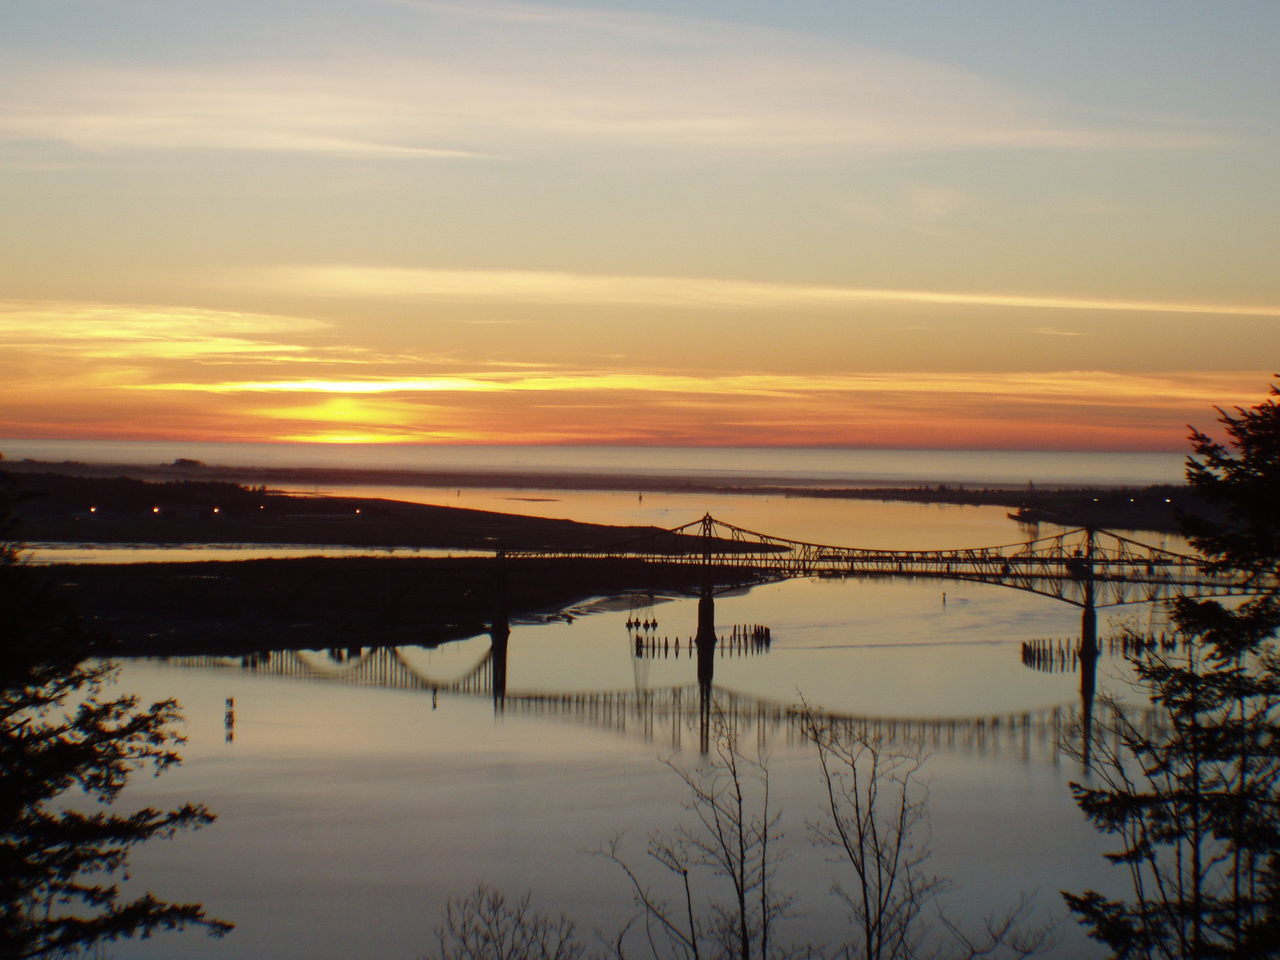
[0,438,1186,487]
[75,491,1165,959]
[25,486,1193,564]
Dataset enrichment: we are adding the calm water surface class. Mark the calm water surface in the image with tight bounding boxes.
[93,494,1164,958]
[28,486,1193,563]
[2,438,1185,487]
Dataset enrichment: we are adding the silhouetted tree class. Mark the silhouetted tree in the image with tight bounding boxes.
[802,716,1052,960]
[803,719,940,960]
[1182,380,1280,582]
[0,479,231,958]
[428,885,596,960]
[591,712,1050,960]
[597,712,795,960]
[1063,381,1280,959]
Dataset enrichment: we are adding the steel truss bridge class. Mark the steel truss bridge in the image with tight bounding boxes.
[506,514,1266,608]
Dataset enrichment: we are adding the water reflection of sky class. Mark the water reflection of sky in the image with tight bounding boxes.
[93,495,1164,959]
[111,616,1122,959]
[289,483,1046,549]
[28,485,1194,563]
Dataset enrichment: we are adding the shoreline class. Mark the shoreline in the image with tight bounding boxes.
[5,458,1201,536]
[5,465,1207,656]
[0,455,1164,494]
[51,557,727,655]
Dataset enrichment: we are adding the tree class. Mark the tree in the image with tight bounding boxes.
[1063,381,1280,959]
[428,885,595,960]
[0,478,231,958]
[802,716,1052,960]
[803,719,940,960]
[596,712,795,960]
[1182,380,1280,582]
[594,712,1050,960]
[421,703,1053,960]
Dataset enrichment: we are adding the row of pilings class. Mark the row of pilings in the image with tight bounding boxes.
[1021,632,1184,672]
[634,624,772,659]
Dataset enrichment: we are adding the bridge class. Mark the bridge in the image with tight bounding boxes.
[160,517,1243,764]
[505,514,1264,608]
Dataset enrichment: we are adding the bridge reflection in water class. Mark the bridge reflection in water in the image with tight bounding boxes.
[159,588,1146,765]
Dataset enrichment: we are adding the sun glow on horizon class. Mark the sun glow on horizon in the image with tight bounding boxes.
[0,296,1271,453]
[3,2,1279,455]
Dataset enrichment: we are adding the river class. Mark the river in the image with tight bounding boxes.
[87,487,1168,959]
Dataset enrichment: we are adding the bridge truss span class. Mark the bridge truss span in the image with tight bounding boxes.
[506,514,1264,608]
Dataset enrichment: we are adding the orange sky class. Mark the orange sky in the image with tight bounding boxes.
[2,3,1278,451]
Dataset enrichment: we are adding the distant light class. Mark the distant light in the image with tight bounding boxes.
[89,506,97,513]
[1092,498,1099,502]
[152,506,160,514]
[259,505,265,510]
[1164,498,1172,503]
[1128,498,1135,503]
[213,506,221,514]
[355,508,362,515]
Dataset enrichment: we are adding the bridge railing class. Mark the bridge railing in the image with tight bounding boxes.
[502,514,1268,606]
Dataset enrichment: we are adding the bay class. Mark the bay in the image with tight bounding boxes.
[86,487,1163,959]
[1,438,1184,487]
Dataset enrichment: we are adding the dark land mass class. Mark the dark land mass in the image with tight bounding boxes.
[54,556,718,657]
[6,467,1213,659]
[4,470,752,656]
[4,458,1211,534]
[7,470,668,551]
[810,484,1208,534]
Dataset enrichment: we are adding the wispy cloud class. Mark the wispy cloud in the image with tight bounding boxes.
[254,266,1280,318]
[0,2,1222,159]
[98,367,1263,449]
[2,296,1266,450]
[0,302,325,360]
[129,368,1252,411]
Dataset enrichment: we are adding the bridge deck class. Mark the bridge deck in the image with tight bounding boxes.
[504,514,1266,607]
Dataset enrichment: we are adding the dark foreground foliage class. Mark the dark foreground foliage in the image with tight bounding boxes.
[0,479,231,959]
[1063,380,1280,959]
[428,713,1054,960]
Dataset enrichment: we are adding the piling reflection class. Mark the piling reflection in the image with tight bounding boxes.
[159,580,1128,764]
[489,612,510,711]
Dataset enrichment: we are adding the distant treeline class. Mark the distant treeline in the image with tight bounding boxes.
[739,483,1210,534]
[8,471,267,515]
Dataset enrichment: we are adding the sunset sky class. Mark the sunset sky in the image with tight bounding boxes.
[2,0,1277,451]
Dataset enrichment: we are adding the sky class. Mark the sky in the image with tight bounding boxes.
[2,0,1278,452]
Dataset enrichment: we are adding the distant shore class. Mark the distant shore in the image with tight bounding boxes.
[5,462,1210,656]
[54,556,712,655]
[4,454,1021,493]
[3,457,1203,534]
